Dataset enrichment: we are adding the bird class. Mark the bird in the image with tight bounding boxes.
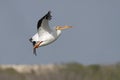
[29,11,72,56]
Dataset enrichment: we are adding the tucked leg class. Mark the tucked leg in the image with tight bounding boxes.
[34,41,43,48]
[33,41,43,56]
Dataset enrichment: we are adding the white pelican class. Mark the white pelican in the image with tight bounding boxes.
[29,11,72,56]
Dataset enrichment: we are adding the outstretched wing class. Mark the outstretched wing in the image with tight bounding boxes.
[37,11,52,36]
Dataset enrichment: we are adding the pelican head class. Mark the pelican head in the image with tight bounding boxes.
[56,25,72,30]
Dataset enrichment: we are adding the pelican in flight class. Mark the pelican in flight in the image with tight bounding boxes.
[29,11,72,56]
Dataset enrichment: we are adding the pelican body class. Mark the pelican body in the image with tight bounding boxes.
[29,11,72,55]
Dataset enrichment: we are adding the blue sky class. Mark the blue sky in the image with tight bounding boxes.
[0,0,120,65]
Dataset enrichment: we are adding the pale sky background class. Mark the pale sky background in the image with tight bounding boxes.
[0,0,120,65]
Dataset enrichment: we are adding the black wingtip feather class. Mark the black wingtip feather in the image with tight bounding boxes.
[29,38,32,43]
[33,48,37,56]
[46,11,52,20]
[37,11,52,30]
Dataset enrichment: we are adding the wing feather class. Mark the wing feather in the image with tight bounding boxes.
[37,11,52,36]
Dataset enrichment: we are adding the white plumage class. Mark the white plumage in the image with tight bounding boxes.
[29,11,72,55]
